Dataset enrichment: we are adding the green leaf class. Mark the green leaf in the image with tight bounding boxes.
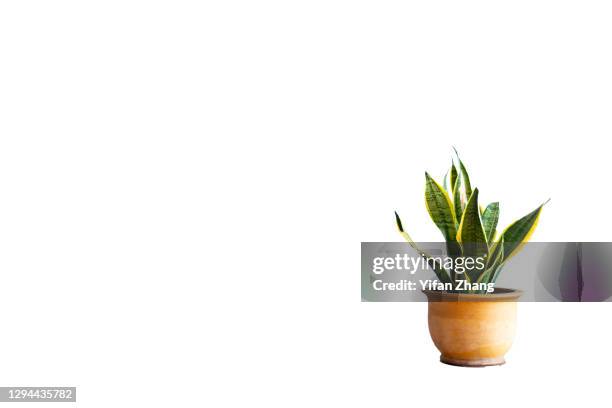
[482,202,500,244]
[443,170,449,193]
[450,164,458,192]
[453,147,472,200]
[424,172,457,242]
[452,175,463,226]
[486,236,504,269]
[487,238,506,284]
[477,236,504,283]
[395,212,452,284]
[489,264,504,285]
[501,201,548,262]
[457,189,488,281]
[457,189,487,246]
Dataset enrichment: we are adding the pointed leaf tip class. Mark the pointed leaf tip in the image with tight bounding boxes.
[450,163,458,191]
[501,202,546,262]
[394,211,403,232]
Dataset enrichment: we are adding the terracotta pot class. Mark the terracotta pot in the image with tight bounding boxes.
[423,288,522,367]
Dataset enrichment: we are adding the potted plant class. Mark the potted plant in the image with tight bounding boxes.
[394,149,547,367]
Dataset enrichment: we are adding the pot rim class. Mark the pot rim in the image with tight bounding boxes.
[423,287,522,302]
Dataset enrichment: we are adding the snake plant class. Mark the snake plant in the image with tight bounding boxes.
[395,149,547,292]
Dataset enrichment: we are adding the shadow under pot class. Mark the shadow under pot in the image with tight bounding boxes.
[423,288,522,367]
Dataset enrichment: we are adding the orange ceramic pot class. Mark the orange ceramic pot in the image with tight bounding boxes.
[423,288,522,367]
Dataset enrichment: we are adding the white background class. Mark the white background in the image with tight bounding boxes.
[0,1,610,407]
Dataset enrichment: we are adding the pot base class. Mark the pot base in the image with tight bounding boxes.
[440,355,505,367]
